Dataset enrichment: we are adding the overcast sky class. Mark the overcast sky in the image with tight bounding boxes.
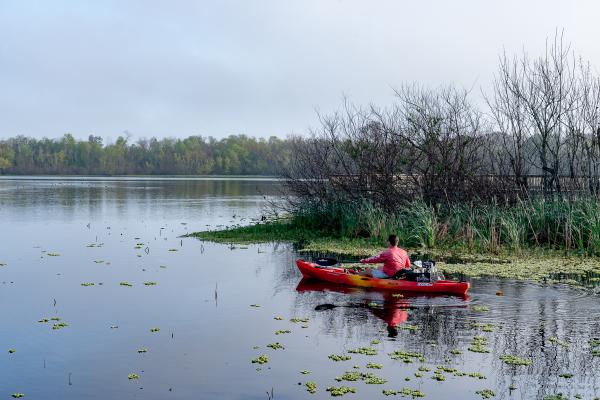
[1,0,599,141]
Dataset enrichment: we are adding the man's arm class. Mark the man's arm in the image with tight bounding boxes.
[360,252,386,264]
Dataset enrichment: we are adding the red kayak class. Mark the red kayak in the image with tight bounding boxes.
[296,259,470,296]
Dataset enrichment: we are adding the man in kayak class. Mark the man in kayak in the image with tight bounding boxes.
[359,234,411,279]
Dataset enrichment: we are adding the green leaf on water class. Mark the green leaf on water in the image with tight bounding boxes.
[128,373,140,380]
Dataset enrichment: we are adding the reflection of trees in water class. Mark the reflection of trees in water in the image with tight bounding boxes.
[279,263,600,398]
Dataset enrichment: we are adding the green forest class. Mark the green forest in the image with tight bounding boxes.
[0,134,292,175]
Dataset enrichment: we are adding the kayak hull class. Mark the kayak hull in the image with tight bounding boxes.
[296,259,470,295]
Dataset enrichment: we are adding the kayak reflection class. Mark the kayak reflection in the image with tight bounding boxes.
[297,278,427,337]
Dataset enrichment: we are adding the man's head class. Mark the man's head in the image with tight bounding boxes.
[388,234,399,247]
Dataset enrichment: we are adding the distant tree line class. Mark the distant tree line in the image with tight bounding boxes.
[0,134,291,175]
[283,33,600,207]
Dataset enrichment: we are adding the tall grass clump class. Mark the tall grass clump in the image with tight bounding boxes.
[288,198,600,255]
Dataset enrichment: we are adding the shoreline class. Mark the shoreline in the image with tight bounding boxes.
[188,223,600,287]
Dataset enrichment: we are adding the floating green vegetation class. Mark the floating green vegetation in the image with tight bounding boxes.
[81,282,95,286]
[418,366,431,372]
[366,362,383,369]
[110,325,118,329]
[449,349,462,355]
[454,371,486,379]
[472,305,489,312]
[475,389,495,399]
[250,304,260,307]
[0,262,7,266]
[436,365,457,373]
[47,253,60,256]
[389,350,424,363]
[38,318,49,323]
[8,348,16,353]
[143,281,157,286]
[305,381,317,394]
[150,327,160,333]
[329,354,352,362]
[326,386,357,396]
[364,375,387,384]
[251,354,269,364]
[137,348,148,353]
[347,347,378,356]
[274,316,284,320]
[300,370,310,374]
[11,394,24,398]
[290,317,309,323]
[267,342,284,350]
[558,373,573,378]
[382,388,425,398]
[128,373,140,380]
[470,322,496,332]
[168,248,178,252]
[275,330,291,335]
[159,265,167,269]
[590,338,600,347]
[548,337,569,347]
[431,371,446,381]
[119,282,133,287]
[542,395,567,400]
[94,260,105,264]
[499,355,532,366]
[400,325,419,331]
[335,371,362,382]
[468,336,490,353]
[52,322,68,330]
[371,339,380,345]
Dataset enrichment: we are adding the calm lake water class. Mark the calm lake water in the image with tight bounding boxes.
[0,177,598,400]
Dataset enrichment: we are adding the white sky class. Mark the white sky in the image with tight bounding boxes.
[1,0,599,141]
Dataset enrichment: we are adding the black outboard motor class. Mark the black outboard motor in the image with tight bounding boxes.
[393,260,444,282]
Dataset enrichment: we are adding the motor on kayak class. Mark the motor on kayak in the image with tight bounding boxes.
[314,258,444,283]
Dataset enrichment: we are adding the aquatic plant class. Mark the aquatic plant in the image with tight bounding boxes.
[366,362,383,369]
[389,350,424,363]
[335,371,362,382]
[499,355,532,366]
[475,389,495,398]
[468,336,490,353]
[93,260,104,263]
[52,322,68,330]
[436,365,457,373]
[449,349,462,355]
[8,348,16,353]
[548,336,569,347]
[364,375,387,384]
[431,371,445,381]
[128,373,140,380]
[328,354,352,362]
[472,305,489,312]
[371,340,380,345]
[326,386,356,396]
[38,318,49,323]
[266,342,284,350]
[137,349,148,353]
[543,395,567,400]
[400,325,419,331]
[305,381,317,394]
[382,388,425,398]
[143,282,157,286]
[250,304,260,307]
[110,325,118,329]
[0,262,7,266]
[558,373,573,378]
[119,282,132,287]
[168,249,178,252]
[418,366,431,372]
[300,370,310,374]
[50,317,61,321]
[275,330,291,335]
[47,253,60,256]
[11,394,24,398]
[454,371,486,379]
[274,316,283,320]
[290,317,309,323]
[150,327,160,333]
[347,347,378,355]
[251,355,269,364]
[80,282,95,286]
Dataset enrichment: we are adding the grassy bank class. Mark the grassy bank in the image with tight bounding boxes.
[189,199,600,286]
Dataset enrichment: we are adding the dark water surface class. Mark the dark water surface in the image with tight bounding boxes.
[0,177,598,400]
